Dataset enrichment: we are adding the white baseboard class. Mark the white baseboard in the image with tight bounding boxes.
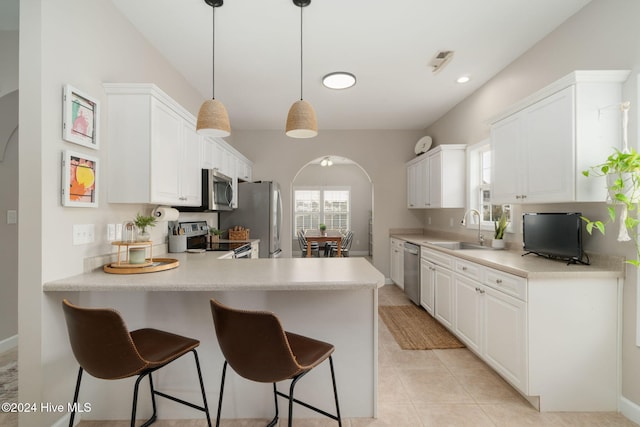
[620,396,640,425]
[0,334,17,353]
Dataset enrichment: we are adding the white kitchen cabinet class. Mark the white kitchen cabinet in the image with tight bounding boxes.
[422,243,619,411]
[236,157,252,182]
[420,257,435,315]
[453,274,483,353]
[389,238,404,289]
[421,248,455,330]
[490,70,630,204]
[406,144,465,209]
[104,83,202,206]
[483,284,527,391]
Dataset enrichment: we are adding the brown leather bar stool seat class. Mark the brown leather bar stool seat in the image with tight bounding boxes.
[62,299,212,427]
[210,298,342,427]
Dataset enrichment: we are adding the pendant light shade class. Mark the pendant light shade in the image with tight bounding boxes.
[197,98,230,137]
[286,100,317,138]
[286,0,317,139]
[197,0,230,137]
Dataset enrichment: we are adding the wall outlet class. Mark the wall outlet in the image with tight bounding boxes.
[115,223,123,241]
[73,224,95,245]
[428,217,432,225]
[449,218,454,227]
[107,224,116,241]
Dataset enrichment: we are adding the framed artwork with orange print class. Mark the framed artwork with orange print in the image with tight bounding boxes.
[62,150,98,207]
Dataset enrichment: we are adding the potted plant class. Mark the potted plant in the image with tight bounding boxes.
[492,212,508,249]
[582,147,640,266]
[319,223,327,236]
[209,227,223,243]
[134,213,157,241]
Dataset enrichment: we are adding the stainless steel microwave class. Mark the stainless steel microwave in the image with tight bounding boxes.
[177,169,233,212]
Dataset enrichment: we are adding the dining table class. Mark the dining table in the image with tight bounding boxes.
[305,230,343,257]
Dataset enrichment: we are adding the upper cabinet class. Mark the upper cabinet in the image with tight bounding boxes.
[490,70,630,204]
[104,83,202,206]
[406,144,466,209]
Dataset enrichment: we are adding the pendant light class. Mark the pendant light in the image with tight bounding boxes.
[286,0,318,138]
[196,0,231,137]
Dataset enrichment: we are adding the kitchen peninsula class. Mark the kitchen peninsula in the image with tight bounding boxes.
[43,256,384,423]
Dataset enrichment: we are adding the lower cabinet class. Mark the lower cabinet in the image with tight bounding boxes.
[421,245,619,411]
[390,238,404,289]
[419,258,435,315]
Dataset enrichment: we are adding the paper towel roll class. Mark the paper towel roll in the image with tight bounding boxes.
[152,206,179,222]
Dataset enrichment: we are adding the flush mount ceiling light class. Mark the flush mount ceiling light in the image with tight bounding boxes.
[320,157,333,167]
[196,0,231,138]
[322,72,356,90]
[286,0,318,139]
[456,75,471,84]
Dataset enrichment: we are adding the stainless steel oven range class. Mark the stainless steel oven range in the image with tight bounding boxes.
[179,221,251,259]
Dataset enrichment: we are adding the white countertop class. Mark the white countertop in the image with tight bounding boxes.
[392,234,624,279]
[44,254,385,292]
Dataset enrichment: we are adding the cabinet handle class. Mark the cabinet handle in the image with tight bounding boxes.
[479,289,485,294]
[462,266,467,271]
[495,279,503,284]
[522,195,527,199]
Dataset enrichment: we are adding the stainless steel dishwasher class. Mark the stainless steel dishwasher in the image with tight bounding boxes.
[403,242,420,305]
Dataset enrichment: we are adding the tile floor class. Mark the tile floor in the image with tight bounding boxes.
[1,285,638,426]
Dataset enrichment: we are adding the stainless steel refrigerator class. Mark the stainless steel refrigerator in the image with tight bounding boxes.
[220,181,282,258]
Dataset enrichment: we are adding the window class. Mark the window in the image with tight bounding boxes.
[468,142,511,230]
[294,187,350,236]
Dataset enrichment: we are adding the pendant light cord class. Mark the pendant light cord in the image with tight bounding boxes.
[212,5,216,100]
[299,5,303,101]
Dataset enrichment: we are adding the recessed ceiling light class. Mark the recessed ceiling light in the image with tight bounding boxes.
[322,72,356,90]
[456,76,471,84]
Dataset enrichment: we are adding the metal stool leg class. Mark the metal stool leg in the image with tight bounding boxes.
[215,361,227,427]
[68,367,83,427]
[192,350,212,427]
[329,356,342,426]
[267,383,279,427]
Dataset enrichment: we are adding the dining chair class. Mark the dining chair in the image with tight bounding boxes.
[62,299,212,427]
[210,298,342,427]
[331,231,354,257]
[297,229,319,257]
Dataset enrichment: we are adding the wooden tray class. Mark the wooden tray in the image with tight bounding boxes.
[104,258,179,274]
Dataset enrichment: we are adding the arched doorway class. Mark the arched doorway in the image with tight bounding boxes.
[291,155,373,258]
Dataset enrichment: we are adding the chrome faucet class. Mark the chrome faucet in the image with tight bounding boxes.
[461,209,484,245]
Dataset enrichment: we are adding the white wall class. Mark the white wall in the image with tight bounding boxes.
[423,0,640,412]
[293,162,371,255]
[0,29,18,345]
[19,0,210,424]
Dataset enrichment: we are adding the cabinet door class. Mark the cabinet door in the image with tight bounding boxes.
[390,240,404,289]
[428,152,441,208]
[483,286,527,392]
[180,123,202,206]
[420,259,435,314]
[491,114,522,204]
[434,266,454,330]
[454,275,482,353]
[150,100,182,204]
[522,86,575,202]
[406,162,421,208]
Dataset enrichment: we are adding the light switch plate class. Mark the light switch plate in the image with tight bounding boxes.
[73,224,95,245]
[7,210,17,224]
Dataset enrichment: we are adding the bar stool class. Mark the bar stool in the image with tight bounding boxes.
[62,299,212,427]
[210,299,342,427]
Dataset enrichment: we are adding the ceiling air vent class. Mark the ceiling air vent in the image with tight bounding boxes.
[429,50,454,73]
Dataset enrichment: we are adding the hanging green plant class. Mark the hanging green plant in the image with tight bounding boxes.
[581,102,640,265]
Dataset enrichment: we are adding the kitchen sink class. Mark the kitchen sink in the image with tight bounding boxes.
[430,241,495,250]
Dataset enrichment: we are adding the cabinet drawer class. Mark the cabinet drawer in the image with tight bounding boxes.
[421,248,454,269]
[485,269,527,301]
[455,259,483,281]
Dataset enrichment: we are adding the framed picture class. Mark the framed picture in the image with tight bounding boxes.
[62,150,99,207]
[62,84,100,150]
